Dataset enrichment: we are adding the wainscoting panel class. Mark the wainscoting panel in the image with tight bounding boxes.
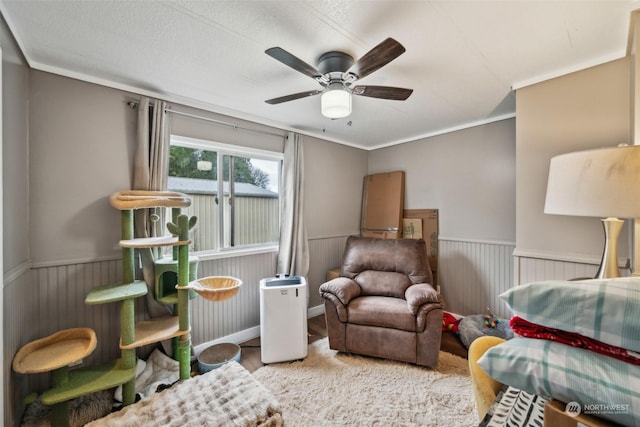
[190,252,277,346]
[438,238,515,319]
[4,264,32,427]
[514,255,599,285]
[30,260,129,388]
[307,236,349,308]
[5,258,128,425]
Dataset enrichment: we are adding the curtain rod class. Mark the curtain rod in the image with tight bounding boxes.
[127,101,284,138]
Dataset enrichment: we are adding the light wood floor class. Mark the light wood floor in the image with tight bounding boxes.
[237,314,467,373]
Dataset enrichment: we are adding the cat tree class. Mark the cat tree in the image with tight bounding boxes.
[13,190,241,426]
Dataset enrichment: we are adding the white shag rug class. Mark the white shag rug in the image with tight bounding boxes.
[252,338,477,427]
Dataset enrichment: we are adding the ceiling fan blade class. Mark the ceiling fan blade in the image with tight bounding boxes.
[265,47,322,79]
[265,90,323,105]
[347,38,406,80]
[352,85,413,100]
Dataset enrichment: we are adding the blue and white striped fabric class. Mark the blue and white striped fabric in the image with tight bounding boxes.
[501,277,640,353]
[478,337,640,426]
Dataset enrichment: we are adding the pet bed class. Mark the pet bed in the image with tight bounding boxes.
[459,314,513,349]
[86,361,283,427]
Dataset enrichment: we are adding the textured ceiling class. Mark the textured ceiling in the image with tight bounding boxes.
[1,0,637,149]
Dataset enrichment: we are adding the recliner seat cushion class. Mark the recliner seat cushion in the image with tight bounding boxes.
[347,296,417,332]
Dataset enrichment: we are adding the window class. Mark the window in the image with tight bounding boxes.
[168,135,281,254]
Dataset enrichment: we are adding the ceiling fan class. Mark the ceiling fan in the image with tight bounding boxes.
[264,38,413,119]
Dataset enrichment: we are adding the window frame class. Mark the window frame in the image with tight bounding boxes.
[170,134,283,259]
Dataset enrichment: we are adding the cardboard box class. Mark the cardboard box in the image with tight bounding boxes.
[544,399,620,427]
[326,268,340,282]
[361,230,402,239]
[361,171,405,239]
[403,209,439,287]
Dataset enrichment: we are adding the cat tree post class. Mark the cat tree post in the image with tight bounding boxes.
[177,213,192,380]
[120,208,137,406]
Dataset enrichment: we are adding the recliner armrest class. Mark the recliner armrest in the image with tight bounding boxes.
[319,277,361,306]
[405,283,440,315]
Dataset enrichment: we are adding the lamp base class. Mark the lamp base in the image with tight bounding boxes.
[595,217,624,279]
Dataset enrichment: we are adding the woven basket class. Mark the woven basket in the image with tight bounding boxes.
[183,276,242,302]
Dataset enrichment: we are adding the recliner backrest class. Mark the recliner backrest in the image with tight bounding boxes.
[340,236,433,298]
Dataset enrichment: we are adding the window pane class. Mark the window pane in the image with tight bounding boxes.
[222,155,231,248]
[167,142,280,254]
[168,145,219,252]
[226,155,280,247]
[169,146,217,180]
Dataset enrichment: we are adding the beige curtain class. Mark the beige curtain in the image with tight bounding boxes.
[133,97,171,317]
[277,132,309,278]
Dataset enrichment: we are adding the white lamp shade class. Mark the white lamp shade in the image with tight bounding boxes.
[321,86,351,119]
[544,145,640,219]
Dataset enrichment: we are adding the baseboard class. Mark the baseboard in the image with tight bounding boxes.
[193,304,326,356]
[307,303,325,318]
[193,326,261,356]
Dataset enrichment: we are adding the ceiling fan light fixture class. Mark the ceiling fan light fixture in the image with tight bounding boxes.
[321,83,351,119]
[265,39,411,114]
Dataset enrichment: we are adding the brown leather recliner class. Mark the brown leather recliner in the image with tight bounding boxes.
[319,236,444,368]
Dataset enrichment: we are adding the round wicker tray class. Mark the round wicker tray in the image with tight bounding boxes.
[181,276,242,302]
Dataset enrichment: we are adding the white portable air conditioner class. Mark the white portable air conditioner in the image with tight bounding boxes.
[259,275,308,364]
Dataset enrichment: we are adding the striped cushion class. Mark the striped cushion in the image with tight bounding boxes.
[477,337,640,427]
[501,277,640,353]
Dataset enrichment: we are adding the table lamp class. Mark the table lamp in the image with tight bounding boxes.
[544,144,640,278]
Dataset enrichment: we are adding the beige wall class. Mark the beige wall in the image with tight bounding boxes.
[170,103,285,154]
[29,71,136,265]
[368,118,516,243]
[515,58,630,265]
[27,71,367,265]
[304,134,367,239]
[2,14,29,272]
[27,55,627,273]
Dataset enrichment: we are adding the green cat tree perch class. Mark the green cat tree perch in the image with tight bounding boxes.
[12,190,242,426]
